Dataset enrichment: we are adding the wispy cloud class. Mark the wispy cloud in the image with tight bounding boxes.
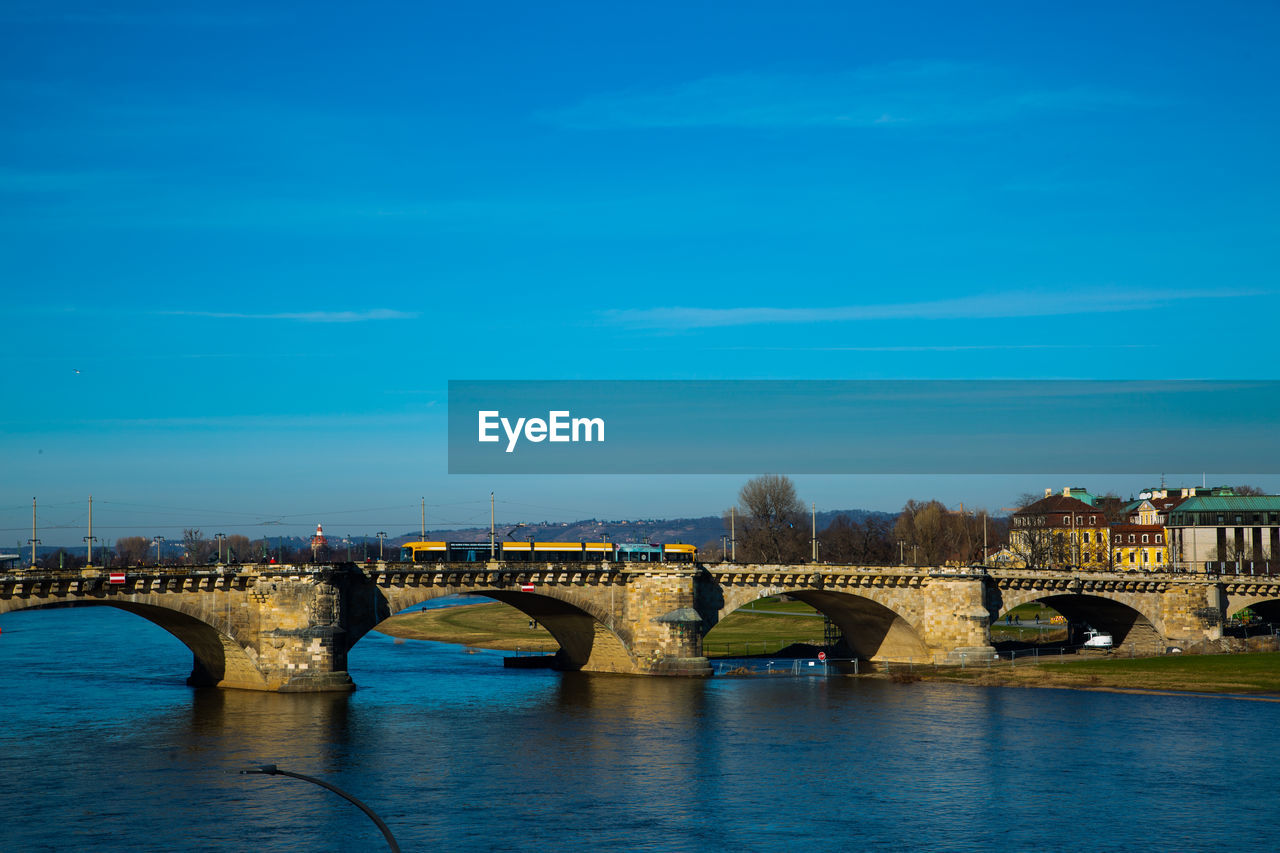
[160,309,419,323]
[544,61,1144,130]
[602,288,1262,330]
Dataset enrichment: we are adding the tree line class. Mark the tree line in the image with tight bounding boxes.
[705,474,1009,565]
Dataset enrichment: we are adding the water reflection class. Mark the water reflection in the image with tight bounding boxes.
[3,607,1280,852]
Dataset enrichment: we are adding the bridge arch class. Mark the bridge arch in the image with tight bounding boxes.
[0,598,269,690]
[1224,593,1280,624]
[368,587,637,673]
[992,591,1162,652]
[707,586,931,663]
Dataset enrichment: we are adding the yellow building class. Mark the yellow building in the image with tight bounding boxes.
[1010,490,1111,569]
[1110,523,1169,570]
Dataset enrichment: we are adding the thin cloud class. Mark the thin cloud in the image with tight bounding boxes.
[544,62,1144,130]
[602,289,1263,330]
[160,309,419,323]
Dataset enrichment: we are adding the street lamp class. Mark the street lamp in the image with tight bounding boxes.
[154,536,165,565]
[376,531,387,560]
[238,765,400,852]
[215,533,227,564]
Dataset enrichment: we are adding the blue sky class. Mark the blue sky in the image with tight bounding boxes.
[4,1,1279,545]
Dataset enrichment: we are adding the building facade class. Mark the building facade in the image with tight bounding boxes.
[1011,489,1111,569]
[1110,523,1169,569]
[1166,495,1280,566]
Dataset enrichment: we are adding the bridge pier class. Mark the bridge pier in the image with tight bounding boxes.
[197,570,356,692]
[921,574,998,664]
[619,567,711,676]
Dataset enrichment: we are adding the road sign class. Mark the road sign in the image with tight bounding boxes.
[520,583,535,592]
[817,651,826,661]
[108,572,125,584]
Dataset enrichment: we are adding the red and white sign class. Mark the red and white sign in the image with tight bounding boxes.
[108,572,126,584]
[817,651,827,662]
[520,583,536,592]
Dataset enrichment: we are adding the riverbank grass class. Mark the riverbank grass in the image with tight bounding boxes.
[378,596,830,658]
[926,651,1280,694]
[378,602,559,652]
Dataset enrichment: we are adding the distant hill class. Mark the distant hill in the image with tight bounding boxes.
[395,509,896,548]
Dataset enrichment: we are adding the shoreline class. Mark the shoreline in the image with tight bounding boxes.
[379,604,1280,697]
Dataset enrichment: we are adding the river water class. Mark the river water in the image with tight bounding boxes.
[1,605,1276,853]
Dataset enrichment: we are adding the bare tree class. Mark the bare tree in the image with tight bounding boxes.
[733,474,806,563]
[225,534,253,563]
[1233,484,1266,496]
[182,528,214,564]
[115,536,150,567]
[1008,515,1055,570]
[819,515,857,563]
[894,500,959,565]
[38,549,85,570]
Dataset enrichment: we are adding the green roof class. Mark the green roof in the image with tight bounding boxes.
[1173,495,1280,512]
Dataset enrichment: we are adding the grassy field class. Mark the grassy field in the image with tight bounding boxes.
[700,597,828,657]
[378,596,827,657]
[922,651,1280,694]
[378,602,559,652]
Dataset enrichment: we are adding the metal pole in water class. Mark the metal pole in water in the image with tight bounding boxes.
[239,765,400,852]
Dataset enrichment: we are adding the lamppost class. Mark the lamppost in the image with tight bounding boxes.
[215,533,227,564]
[376,531,387,561]
[29,496,39,568]
[238,765,400,852]
[154,536,165,565]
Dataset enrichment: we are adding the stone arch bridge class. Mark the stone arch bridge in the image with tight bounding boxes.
[0,562,1256,691]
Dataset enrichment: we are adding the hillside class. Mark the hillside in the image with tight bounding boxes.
[395,509,896,548]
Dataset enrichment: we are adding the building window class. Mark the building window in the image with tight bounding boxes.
[1129,552,1136,563]
[1063,515,1070,524]
[1156,552,1163,563]
[1155,534,1162,543]
[1142,534,1149,543]
[1084,533,1090,544]
[1129,534,1135,543]
[1142,551,1149,563]
[1076,516,1083,524]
